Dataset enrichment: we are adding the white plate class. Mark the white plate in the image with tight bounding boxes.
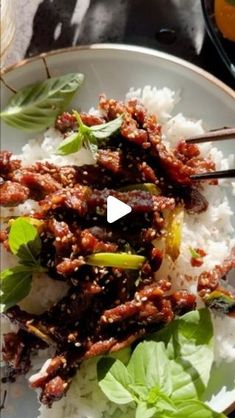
[1,44,235,417]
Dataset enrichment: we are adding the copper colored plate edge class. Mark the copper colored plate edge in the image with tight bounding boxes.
[1,43,235,99]
[1,43,235,414]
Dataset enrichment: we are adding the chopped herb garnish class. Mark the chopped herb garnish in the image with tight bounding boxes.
[0,217,46,312]
[56,110,123,158]
[9,217,41,265]
[97,309,225,418]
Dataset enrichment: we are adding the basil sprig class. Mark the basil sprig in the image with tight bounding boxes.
[0,218,45,312]
[0,73,84,131]
[98,309,226,418]
[56,110,123,158]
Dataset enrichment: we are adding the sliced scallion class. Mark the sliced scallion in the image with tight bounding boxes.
[118,183,161,195]
[86,253,146,270]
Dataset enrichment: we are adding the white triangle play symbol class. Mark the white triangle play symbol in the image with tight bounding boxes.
[107,196,132,223]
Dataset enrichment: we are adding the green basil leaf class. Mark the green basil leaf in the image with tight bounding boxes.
[97,357,116,381]
[147,387,160,405]
[135,403,157,418]
[110,347,131,365]
[171,400,226,418]
[146,387,176,412]
[59,111,123,157]
[226,0,235,5]
[8,217,41,264]
[56,131,83,155]
[73,110,86,129]
[90,114,123,139]
[98,357,134,405]
[84,135,98,158]
[103,408,135,418]
[127,341,172,396]
[151,309,214,401]
[0,266,32,312]
[128,384,149,401]
[1,73,84,131]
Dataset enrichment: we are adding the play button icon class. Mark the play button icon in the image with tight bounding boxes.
[107,196,132,223]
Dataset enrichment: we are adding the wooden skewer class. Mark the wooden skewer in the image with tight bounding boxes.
[186,127,235,144]
[191,169,235,181]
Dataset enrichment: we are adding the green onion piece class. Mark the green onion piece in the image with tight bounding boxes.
[118,183,161,195]
[189,247,201,259]
[165,206,184,261]
[204,290,235,314]
[86,253,146,269]
[27,324,53,345]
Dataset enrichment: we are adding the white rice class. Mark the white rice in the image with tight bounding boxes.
[1,86,234,418]
[38,358,134,418]
[14,128,95,168]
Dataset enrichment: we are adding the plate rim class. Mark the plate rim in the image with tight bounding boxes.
[0,43,235,100]
[0,42,234,416]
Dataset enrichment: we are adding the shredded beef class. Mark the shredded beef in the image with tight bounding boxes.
[1,94,226,407]
[55,112,77,132]
[39,187,175,218]
[0,151,21,177]
[177,186,208,214]
[55,112,105,133]
[2,329,48,382]
[0,181,29,206]
[198,248,235,296]
[5,278,195,406]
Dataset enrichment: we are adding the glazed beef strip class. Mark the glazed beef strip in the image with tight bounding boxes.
[0,94,213,209]
[2,328,48,382]
[99,95,216,185]
[4,278,196,406]
[1,95,223,407]
[198,248,235,296]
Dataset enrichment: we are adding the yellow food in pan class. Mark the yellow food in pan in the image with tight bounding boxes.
[214,0,235,42]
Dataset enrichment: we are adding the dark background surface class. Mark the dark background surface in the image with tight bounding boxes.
[6,0,235,89]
